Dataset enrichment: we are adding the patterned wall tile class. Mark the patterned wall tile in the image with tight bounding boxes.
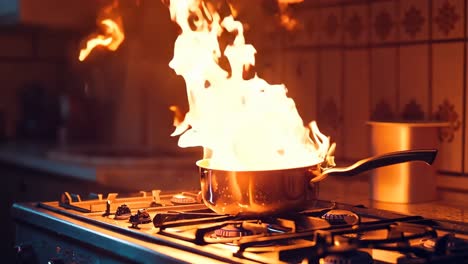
[464,45,468,175]
[432,43,463,172]
[317,0,346,4]
[282,51,318,123]
[371,1,398,44]
[318,7,343,45]
[370,47,398,121]
[288,8,319,47]
[256,51,284,87]
[343,50,370,160]
[317,50,343,157]
[343,5,369,46]
[400,0,429,41]
[255,28,282,53]
[399,45,429,120]
[432,0,464,39]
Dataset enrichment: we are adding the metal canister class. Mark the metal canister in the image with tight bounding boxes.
[367,121,448,203]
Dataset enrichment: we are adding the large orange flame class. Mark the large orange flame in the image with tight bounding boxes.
[168,0,334,171]
[277,0,303,31]
[78,1,125,62]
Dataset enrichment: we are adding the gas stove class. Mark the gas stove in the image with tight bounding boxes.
[12,189,468,264]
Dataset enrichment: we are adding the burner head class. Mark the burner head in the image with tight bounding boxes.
[214,223,254,238]
[323,251,373,264]
[422,234,468,253]
[171,193,197,205]
[130,209,152,224]
[321,209,360,225]
[114,204,131,220]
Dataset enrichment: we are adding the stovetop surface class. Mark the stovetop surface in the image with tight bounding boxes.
[13,189,468,264]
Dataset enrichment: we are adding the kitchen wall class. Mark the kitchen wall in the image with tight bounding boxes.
[111,0,187,152]
[0,1,109,144]
[0,0,202,151]
[100,0,468,200]
[0,26,71,141]
[2,0,466,199]
[0,25,125,144]
[266,0,468,200]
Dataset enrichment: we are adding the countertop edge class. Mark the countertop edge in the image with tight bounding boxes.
[0,148,98,181]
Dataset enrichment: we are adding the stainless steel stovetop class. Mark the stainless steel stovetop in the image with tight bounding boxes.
[12,189,468,264]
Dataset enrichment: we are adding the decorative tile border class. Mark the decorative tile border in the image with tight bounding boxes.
[288,0,466,48]
[374,8,395,41]
[319,7,343,45]
[282,0,468,175]
[371,99,396,121]
[317,97,342,133]
[432,0,463,39]
[402,6,426,38]
[345,12,364,41]
[401,99,425,120]
[434,99,462,142]
[344,5,369,46]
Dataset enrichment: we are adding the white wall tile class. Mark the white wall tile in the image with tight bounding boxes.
[343,50,370,159]
[257,51,285,86]
[283,51,318,124]
[343,5,369,46]
[432,0,464,39]
[399,45,429,120]
[399,0,429,41]
[319,7,343,45]
[371,1,398,44]
[464,42,468,175]
[0,62,59,138]
[290,8,319,47]
[370,47,398,120]
[0,35,34,57]
[318,50,343,157]
[432,43,463,172]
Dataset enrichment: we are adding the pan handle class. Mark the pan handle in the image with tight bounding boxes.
[309,149,437,183]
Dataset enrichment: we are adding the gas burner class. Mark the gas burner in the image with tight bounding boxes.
[208,221,269,242]
[114,204,131,220]
[422,237,436,249]
[322,251,373,264]
[321,209,360,225]
[422,233,468,252]
[214,223,254,238]
[170,193,198,205]
[129,209,152,229]
[23,192,468,264]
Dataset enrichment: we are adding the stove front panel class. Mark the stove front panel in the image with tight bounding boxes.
[12,190,468,264]
[12,202,256,264]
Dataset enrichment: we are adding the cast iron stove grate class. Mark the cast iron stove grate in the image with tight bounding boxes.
[153,202,468,263]
[31,190,468,264]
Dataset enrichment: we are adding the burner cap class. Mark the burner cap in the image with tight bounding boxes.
[423,234,468,252]
[321,209,360,225]
[323,251,373,264]
[214,224,254,238]
[129,208,152,224]
[114,204,131,220]
[171,193,197,205]
[422,238,436,249]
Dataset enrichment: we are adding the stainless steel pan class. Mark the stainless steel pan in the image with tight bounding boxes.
[196,149,437,216]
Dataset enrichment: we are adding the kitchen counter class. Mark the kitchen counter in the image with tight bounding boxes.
[0,142,201,191]
[0,142,96,180]
[0,142,467,223]
[318,173,468,223]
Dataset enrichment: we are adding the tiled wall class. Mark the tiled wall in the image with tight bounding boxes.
[0,27,72,140]
[262,0,468,180]
[0,24,124,145]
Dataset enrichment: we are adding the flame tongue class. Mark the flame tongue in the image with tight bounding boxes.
[168,0,333,171]
[78,1,125,62]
